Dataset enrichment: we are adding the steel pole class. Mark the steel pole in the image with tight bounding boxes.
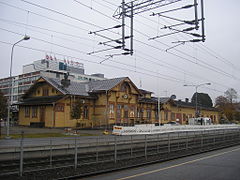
[122,0,125,49]
[6,40,22,138]
[6,36,30,138]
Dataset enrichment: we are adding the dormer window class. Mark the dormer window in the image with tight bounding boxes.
[120,82,131,94]
[43,88,49,96]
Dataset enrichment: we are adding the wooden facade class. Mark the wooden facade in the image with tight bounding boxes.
[18,77,220,128]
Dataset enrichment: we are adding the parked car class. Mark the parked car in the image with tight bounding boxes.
[166,121,180,125]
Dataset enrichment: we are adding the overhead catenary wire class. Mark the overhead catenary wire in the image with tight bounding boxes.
[160,19,240,72]
[0,16,232,91]
[0,18,95,42]
[6,0,235,78]
[76,0,240,81]
[0,27,191,84]
[0,26,226,93]
[7,0,240,81]
[97,0,240,79]
[0,40,192,84]
[93,0,240,81]
[0,39,225,94]
[1,1,238,94]
[0,1,89,32]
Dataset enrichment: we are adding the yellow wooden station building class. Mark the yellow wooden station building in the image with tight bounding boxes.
[18,76,219,128]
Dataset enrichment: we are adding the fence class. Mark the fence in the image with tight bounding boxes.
[112,124,240,135]
[0,127,240,179]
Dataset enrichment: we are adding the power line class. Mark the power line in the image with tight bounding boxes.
[135,39,240,81]
[0,28,192,84]
[0,17,95,42]
[0,27,87,54]
[96,0,240,81]
[0,1,89,32]
[135,51,232,90]
[3,0,240,84]
[0,17,233,91]
[0,39,191,85]
[0,39,226,94]
[141,11,240,72]
[73,0,119,23]
[20,0,105,29]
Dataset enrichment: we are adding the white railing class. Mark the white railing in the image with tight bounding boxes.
[112,124,240,135]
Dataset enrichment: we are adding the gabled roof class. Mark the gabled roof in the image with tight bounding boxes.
[25,76,130,98]
[139,89,153,94]
[88,77,127,92]
[173,99,218,111]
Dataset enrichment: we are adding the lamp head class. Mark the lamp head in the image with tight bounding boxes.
[206,83,211,85]
[113,25,122,28]
[23,35,30,40]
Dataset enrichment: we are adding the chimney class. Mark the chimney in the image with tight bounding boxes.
[61,72,70,88]
[185,98,189,103]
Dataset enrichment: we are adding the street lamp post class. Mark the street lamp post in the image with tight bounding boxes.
[184,82,211,118]
[6,35,30,139]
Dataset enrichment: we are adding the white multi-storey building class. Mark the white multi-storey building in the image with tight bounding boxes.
[0,57,106,104]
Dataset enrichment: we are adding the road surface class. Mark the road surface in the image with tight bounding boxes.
[84,145,240,180]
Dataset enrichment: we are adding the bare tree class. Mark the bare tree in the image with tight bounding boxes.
[224,88,238,104]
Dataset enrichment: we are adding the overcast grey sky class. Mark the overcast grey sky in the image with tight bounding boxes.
[0,0,239,102]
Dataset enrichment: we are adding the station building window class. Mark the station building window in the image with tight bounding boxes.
[32,106,38,118]
[24,106,30,117]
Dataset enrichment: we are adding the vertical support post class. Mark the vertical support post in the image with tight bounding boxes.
[130,1,133,55]
[168,133,170,153]
[194,0,199,30]
[200,0,205,42]
[201,130,203,149]
[238,128,240,141]
[145,135,147,159]
[130,135,133,157]
[158,97,161,125]
[122,0,125,49]
[224,129,227,143]
[50,138,53,167]
[177,132,180,150]
[157,133,160,153]
[105,90,108,130]
[223,129,226,143]
[213,130,216,146]
[96,137,99,162]
[186,131,188,150]
[114,136,117,163]
[74,137,78,170]
[19,131,24,176]
[195,86,198,117]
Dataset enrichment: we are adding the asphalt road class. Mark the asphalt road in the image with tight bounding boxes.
[84,145,240,180]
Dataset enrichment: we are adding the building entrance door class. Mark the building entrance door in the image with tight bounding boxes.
[40,106,46,122]
[176,113,182,124]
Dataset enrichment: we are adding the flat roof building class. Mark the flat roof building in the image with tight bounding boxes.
[0,56,106,105]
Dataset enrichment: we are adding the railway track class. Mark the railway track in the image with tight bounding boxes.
[0,129,239,179]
